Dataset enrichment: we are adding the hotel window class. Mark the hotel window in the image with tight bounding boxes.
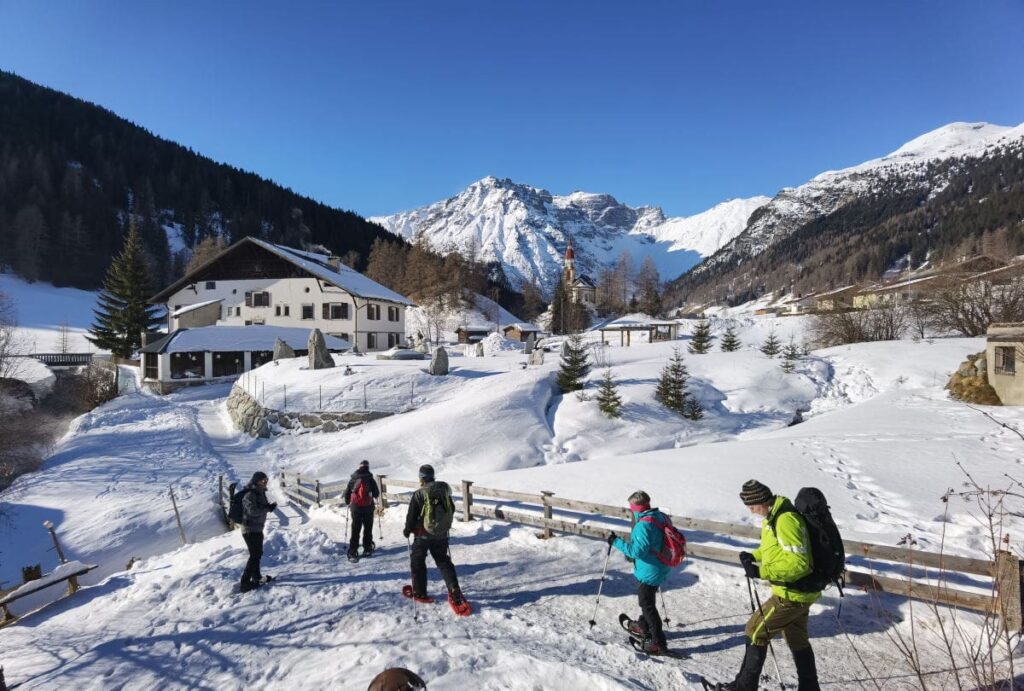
[301,304,314,320]
[367,333,378,349]
[322,303,349,320]
[387,306,399,322]
[367,304,381,320]
[388,332,400,348]
[205,281,216,290]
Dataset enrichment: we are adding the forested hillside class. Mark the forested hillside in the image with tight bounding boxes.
[667,141,1024,306]
[0,71,394,290]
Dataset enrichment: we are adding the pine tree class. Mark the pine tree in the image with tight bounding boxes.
[683,395,704,421]
[688,316,713,354]
[760,330,782,358]
[655,347,690,415]
[556,333,590,393]
[596,369,623,418]
[89,222,162,358]
[780,337,802,373]
[720,325,741,352]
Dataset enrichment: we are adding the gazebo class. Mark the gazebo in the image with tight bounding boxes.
[598,317,680,346]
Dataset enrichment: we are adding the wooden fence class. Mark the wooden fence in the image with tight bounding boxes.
[277,469,1024,632]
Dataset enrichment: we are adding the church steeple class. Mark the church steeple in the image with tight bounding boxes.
[564,238,576,284]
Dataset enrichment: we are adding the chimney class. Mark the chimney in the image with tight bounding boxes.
[327,255,341,271]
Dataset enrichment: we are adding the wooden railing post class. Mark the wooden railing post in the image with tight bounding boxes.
[461,480,473,521]
[541,491,554,539]
[377,474,388,508]
[315,480,322,508]
[995,550,1023,633]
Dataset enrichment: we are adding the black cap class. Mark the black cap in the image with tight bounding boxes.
[359,460,370,468]
[418,464,435,480]
[251,471,269,485]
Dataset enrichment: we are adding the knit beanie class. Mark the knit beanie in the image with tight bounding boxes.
[740,479,773,506]
[359,460,370,469]
[251,471,268,485]
[418,464,435,481]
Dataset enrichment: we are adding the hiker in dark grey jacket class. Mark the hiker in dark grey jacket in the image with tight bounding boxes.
[240,471,277,592]
[343,460,380,559]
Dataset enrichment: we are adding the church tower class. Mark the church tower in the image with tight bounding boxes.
[563,239,576,286]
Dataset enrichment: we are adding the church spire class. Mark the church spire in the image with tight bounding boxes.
[564,238,576,284]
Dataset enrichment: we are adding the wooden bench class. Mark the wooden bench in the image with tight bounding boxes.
[0,561,98,627]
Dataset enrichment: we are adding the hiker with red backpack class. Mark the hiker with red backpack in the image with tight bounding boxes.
[609,490,686,655]
[343,460,380,562]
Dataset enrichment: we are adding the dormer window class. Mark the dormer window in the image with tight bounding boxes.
[205,281,216,290]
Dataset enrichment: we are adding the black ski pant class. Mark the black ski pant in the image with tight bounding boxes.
[410,535,460,597]
[637,582,666,647]
[241,531,264,587]
[349,508,374,554]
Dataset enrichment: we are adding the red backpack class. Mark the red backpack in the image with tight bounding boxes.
[639,514,687,567]
[351,478,374,508]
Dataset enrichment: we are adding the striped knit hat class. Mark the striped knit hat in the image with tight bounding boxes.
[740,479,773,506]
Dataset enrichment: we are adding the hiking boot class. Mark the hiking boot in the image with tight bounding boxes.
[412,594,435,604]
[362,545,374,557]
[640,639,666,655]
[626,619,647,638]
[726,644,767,691]
[449,590,465,606]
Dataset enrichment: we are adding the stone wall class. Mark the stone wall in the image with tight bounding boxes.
[946,351,1001,405]
[226,385,394,438]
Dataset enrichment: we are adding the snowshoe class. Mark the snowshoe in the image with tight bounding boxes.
[448,590,472,617]
[361,541,376,557]
[627,636,688,659]
[619,613,647,638]
[347,552,360,563]
[401,585,435,604]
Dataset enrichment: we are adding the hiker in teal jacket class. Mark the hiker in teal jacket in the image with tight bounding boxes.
[609,490,670,654]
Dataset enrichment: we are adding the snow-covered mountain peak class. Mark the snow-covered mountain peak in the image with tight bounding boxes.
[371,179,765,295]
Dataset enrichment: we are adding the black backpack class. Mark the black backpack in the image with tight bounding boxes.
[228,483,250,524]
[771,487,846,594]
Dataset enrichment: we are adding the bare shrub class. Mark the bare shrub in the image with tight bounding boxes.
[925,278,1024,337]
[809,304,908,348]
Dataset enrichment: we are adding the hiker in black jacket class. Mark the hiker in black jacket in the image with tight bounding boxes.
[344,460,380,560]
[403,464,464,605]
[240,471,277,592]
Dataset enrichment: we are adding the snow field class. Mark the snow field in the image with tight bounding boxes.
[0,272,104,354]
[0,504,991,690]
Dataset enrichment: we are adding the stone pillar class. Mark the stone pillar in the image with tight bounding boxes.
[204,352,214,380]
[243,351,252,373]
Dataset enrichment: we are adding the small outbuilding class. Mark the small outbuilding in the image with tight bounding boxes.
[598,316,680,346]
[139,325,350,394]
[455,325,493,344]
[502,323,542,342]
[987,323,1024,404]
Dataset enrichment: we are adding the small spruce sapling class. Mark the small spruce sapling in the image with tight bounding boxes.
[556,333,590,393]
[688,315,713,354]
[720,325,741,352]
[683,395,704,421]
[780,337,801,373]
[655,346,690,416]
[760,330,782,358]
[596,369,623,418]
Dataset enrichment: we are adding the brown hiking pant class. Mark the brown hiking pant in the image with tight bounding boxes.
[744,594,812,650]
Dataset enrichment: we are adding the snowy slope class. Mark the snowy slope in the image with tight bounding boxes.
[0,272,102,353]
[691,121,1024,279]
[371,177,767,295]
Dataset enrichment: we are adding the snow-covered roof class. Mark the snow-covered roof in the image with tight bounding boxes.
[814,284,859,299]
[572,274,596,288]
[458,324,493,332]
[870,274,941,293]
[151,237,415,307]
[502,323,541,332]
[170,299,222,317]
[140,326,351,354]
[254,240,415,306]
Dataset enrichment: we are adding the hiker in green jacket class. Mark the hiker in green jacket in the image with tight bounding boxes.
[717,479,820,691]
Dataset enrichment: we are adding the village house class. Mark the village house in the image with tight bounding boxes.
[814,285,860,312]
[563,240,596,305]
[150,237,414,353]
[986,323,1024,405]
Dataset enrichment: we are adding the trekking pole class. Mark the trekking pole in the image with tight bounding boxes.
[746,575,756,613]
[406,535,417,623]
[659,588,671,627]
[750,579,787,690]
[377,505,384,542]
[588,542,614,629]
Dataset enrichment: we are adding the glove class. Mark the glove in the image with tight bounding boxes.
[606,533,617,547]
[740,551,759,579]
[403,528,411,539]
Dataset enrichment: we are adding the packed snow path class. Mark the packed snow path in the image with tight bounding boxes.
[1,505,982,690]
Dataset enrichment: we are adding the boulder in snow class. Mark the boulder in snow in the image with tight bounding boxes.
[307,329,335,370]
[273,338,296,361]
[428,346,449,376]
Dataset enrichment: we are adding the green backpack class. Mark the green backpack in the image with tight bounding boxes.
[419,481,454,536]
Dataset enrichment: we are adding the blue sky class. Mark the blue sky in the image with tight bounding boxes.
[1,1,1022,218]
